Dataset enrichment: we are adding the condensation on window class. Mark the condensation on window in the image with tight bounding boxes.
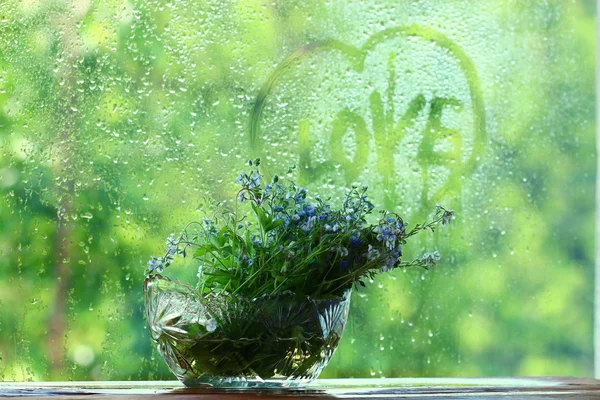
[0,0,595,380]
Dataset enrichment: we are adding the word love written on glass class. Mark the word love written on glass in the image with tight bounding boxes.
[251,25,486,216]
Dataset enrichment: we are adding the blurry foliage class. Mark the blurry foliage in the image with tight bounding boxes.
[0,0,595,380]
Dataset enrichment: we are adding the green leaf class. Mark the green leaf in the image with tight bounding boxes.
[265,219,284,232]
[251,202,270,231]
[193,247,209,258]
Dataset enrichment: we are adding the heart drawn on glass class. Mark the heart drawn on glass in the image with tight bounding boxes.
[250,25,485,218]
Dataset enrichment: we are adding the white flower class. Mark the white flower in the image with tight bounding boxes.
[302,216,316,231]
[205,318,217,332]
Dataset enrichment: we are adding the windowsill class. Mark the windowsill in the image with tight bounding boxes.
[1,377,599,398]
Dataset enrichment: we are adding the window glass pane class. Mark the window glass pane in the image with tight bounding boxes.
[0,0,595,380]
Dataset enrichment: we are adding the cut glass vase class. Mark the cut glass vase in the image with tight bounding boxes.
[144,275,351,388]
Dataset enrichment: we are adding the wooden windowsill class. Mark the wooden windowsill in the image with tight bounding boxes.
[1,377,599,399]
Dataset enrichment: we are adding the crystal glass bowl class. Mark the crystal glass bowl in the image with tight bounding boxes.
[144,275,351,388]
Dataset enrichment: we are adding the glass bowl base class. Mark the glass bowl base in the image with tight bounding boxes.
[182,376,312,388]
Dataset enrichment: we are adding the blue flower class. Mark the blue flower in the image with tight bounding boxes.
[249,173,261,188]
[376,226,394,242]
[366,244,380,261]
[380,255,396,272]
[350,235,361,247]
[303,204,316,217]
[396,244,403,257]
[294,188,307,203]
[421,251,441,267]
[166,234,177,246]
[236,170,261,188]
[442,210,454,225]
[335,245,348,257]
[278,214,290,227]
[340,260,349,270]
[147,256,164,273]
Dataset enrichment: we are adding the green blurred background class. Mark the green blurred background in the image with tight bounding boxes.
[0,0,596,380]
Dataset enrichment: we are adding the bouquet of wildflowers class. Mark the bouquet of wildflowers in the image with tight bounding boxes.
[146,159,453,299]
